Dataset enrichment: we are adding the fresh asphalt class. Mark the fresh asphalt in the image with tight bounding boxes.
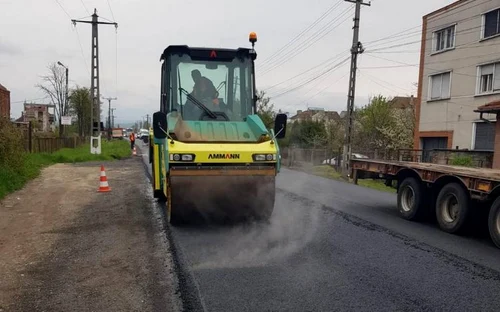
[135,141,500,312]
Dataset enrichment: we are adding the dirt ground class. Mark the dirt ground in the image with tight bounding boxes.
[0,157,181,312]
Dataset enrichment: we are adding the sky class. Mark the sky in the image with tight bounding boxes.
[0,0,456,125]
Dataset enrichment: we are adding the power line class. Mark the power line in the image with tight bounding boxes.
[73,27,90,75]
[366,23,486,53]
[54,0,71,19]
[80,0,90,15]
[367,50,420,54]
[53,0,90,76]
[280,60,350,110]
[262,1,491,100]
[261,6,353,74]
[359,64,415,69]
[364,0,494,47]
[364,50,500,78]
[298,67,347,101]
[259,1,343,67]
[264,50,350,92]
[358,70,413,94]
[11,97,49,104]
[107,0,116,22]
[286,71,350,112]
[267,56,350,97]
[264,0,494,111]
[362,40,500,64]
[268,57,351,99]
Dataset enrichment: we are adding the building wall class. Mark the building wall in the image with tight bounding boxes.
[416,0,500,149]
[0,86,10,119]
[23,104,53,132]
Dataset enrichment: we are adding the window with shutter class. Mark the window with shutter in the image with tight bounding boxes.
[429,72,451,100]
[477,62,500,94]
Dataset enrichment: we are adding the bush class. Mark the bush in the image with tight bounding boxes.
[450,155,474,167]
[0,117,26,170]
[0,135,130,200]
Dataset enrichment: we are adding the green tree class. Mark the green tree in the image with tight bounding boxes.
[256,90,276,129]
[355,95,395,150]
[353,94,415,153]
[69,86,92,137]
[326,120,344,154]
[289,120,327,148]
[377,100,415,150]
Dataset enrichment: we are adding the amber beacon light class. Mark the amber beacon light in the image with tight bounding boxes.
[249,32,257,44]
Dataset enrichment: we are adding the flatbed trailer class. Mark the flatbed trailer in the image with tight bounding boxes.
[350,159,500,249]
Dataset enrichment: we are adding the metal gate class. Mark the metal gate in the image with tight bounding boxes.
[474,122,495,151]
[422,137,448,162]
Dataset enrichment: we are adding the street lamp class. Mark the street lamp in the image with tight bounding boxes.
[57,61,69,136]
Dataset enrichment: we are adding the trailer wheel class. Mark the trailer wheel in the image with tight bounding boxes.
[397,177,425,221]
[435,183,470,234]
[488,197,500,248]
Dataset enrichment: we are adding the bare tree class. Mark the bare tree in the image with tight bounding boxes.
[36,63,68,136]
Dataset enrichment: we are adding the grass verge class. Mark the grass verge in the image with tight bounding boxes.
[311,165,396,193]
[0,140,131,200]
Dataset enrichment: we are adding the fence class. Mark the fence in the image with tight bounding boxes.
[281,147,339,169]
[12,121,87,153]
[32,136,87,153]
[12,121,32,152]
[282,147,494,169]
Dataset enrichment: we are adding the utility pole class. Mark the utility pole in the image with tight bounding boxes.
[145,114,150,128]
[111,108,116,128]
[342,0,370,178]
[103,96,117,140]
[72,9,118,154]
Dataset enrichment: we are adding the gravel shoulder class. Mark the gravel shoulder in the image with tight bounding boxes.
[0,157,181,312]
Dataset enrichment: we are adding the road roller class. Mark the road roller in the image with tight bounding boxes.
[149,32,287,224]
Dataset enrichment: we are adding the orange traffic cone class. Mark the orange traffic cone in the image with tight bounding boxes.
[98,165,111,192]
[132,147,137,156]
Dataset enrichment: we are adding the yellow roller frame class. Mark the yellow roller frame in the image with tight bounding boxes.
[153,144,161,191]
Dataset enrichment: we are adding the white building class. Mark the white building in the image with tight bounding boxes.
[415,0,500,151]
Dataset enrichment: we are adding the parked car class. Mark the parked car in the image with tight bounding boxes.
[138,129,149,143]
[322,153,369,166]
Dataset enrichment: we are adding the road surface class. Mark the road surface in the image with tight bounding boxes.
[136,142,500,312]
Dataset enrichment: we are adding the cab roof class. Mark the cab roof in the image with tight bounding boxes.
[160,45,256,61]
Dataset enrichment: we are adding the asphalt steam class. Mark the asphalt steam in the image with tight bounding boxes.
[189,189,322,270]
